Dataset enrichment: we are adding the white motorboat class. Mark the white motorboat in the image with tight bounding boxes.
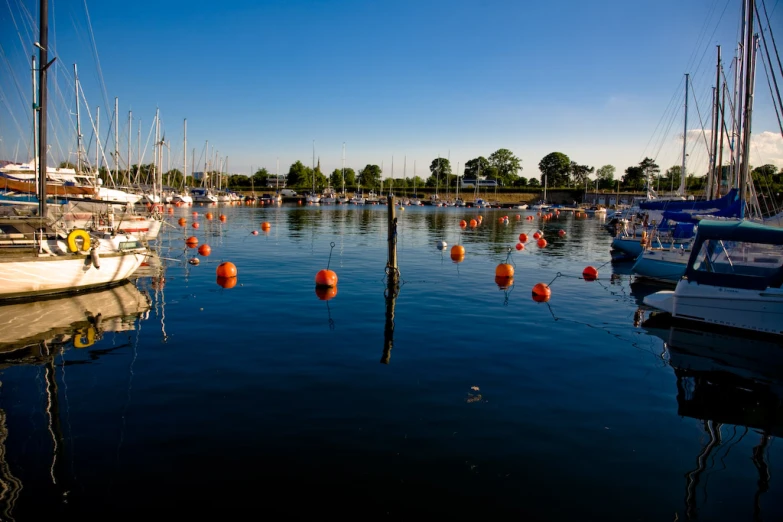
[643,221,783,336]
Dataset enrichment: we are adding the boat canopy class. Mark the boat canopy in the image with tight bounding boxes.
[640,188,738,211]
[684,220,783,290]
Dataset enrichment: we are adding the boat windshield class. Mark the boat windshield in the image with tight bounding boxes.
[690,239,783,289]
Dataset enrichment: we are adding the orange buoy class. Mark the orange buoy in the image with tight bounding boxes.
[315,286,338,301]
[185,236,198,247]
[537,238,547,248]
[216,276,237,289]
[178,218,187,227]
[558,229,566,237]
[532,231,541,240]
[582,265,598,281]
[495,263,514,277]
[459,219,467,228]
[205,212,213,220]
[216,261,237,278]
[261,221,271,231]
[495,275,514,289]
[167,207,174,214]
[515,242,524,251]
[315,269,338,287]
[477,215,483,222]
[451,245,465,257]
[219,214,227,222]
[251,230,259,235]
[451,253,465,263]
[469,219,477,228]
[532,282,551,302]
[498,217,505,223]
[515,214,521,220]
[519,233,528,243]
[198,244,211,256]
[192,211,198,217]
[192,222,200,229]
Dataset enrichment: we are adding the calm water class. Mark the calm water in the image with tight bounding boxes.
[0,204,781,520]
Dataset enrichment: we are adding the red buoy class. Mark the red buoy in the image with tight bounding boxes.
[315,269,338,287]
[515,242,524,251]
[558,229,566,237]
[459,220,467,228]
[251,230,259,235]
[192,222,199,229]
[205,212,213,220]
[495,263,514,277]
[533,231,541,240]
[216,262,237,278]
[582,266,598,281]
[537,238,547,248]
[532,282,551,302]
[185,236,198,247]
[198,244,211,256]
[519,233,528,243]
[219,214,227,222]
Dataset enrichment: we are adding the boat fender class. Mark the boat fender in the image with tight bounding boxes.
[91,246,101,269]
[74,326,96,348]
[67,229,91,253]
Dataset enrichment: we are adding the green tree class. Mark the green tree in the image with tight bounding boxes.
[528,178,540,187]
[570,163,594,187]
[429,157,453,188]
[252,168,270,187]
[329,169,343,188]
[538,152,571,187]
[358,164,382,188]
[164,168,184,188]
[58,161,77,169]
[623,165,645,189]
[596,165,615,189]
[515,176,528,187]
[343,168,356,187]
[464,156,490,179]
[488,148,522,187]
[287,161,308,187]
[662,165,682,192]
[639,157,660,188]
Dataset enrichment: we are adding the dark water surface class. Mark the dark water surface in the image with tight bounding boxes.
[0,204,781,520]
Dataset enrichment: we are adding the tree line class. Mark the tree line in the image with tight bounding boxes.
[60,151,783,199]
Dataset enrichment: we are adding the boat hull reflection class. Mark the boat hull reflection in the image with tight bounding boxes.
[0,281,151,356]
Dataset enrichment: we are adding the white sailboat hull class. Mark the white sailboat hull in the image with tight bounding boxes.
[0,245,146,300]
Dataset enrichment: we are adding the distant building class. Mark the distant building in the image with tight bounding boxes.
[192,171,205,181]
[266,174,287,188]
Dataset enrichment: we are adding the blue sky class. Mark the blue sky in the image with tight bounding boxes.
[1,0,781,179]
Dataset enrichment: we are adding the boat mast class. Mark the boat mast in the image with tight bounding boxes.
[32,55,38,199]
[74,64,82,175]
[711,46,722,197]
[276,157,280,191]
[738,0,757,218]
[183,118,187,185]
[680,73,689,197]
[127,110,131,186]
[114,97,119,187]
[95,106,100,181]
[137,119,141,185]
[37,0,50,218]
[203,140,208,188]
[342,144,345,196]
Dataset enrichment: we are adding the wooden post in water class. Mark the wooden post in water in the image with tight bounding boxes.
[383,195,399,364]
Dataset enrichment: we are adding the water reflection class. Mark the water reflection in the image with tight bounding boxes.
[0,282,152,359]
[642,321,783,520]
[0,282,152,520]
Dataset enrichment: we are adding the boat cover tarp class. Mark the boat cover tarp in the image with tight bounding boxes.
[640,189,739,211]
[662,199,744,224]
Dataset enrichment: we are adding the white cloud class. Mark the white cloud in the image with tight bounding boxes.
[750,131,783,168]
[673,129,783,170]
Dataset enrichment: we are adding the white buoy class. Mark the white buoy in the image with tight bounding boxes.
[436,240,447,250]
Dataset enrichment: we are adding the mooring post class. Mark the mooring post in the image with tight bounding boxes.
[382,195,399,364]
[387,195,398,283]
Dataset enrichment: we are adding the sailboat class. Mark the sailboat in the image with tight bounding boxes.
[338,144,349,204]
[306,143,321,204]
[0,0,148,301]
[643,0,783,336]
